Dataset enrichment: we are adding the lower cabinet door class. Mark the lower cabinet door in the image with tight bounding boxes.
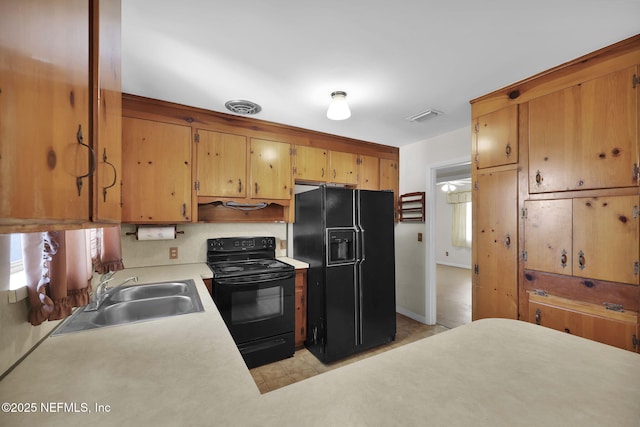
[528,293,638,352]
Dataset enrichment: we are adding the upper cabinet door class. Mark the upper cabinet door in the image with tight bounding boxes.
[379,159,399,192]
[294,145,327,182]
[329,151,358,185]
[92,0,122,223]
[523,199,573,275]
[529,66,639,193]
[357,155,379,190]
[572,195,640,285]
[250,138,292,200]
[0,0,90,226]
[122,117,192,223]
[196,129,247,198]
[475,105,518,169]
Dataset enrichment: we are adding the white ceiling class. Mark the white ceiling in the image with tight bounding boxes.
[121,1,640,148]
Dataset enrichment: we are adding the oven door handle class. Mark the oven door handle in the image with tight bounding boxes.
[215,271,295,286]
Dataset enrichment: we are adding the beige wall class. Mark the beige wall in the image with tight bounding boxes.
[120,223,288,268]
[396,126,471,322]
[0,235,60,376]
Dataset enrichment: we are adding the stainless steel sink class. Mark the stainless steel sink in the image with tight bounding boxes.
[108,282,191,302]
[52,279,204,335]
[93,296,196,326]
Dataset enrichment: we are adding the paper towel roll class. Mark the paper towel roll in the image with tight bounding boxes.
[136,226,176,241]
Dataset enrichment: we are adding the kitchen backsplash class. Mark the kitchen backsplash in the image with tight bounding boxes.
[120,223,288,268]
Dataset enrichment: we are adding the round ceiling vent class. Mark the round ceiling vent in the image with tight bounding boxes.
[224,100,262,115]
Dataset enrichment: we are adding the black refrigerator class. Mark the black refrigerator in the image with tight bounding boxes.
[293,186,396,363]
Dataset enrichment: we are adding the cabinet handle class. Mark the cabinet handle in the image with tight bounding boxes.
[321,167,324,177]
[577,250,586,270]
[505,143,512,158]
[535,309,541,325]
[182,203,187,218]
[255,182,259,195]
[560,249,568,268]
[75,124,96,196]
[504,234,511,248]
[535,170,543,185]
[102,148,117,203]
[333,169,337,179]
[564,328,571,334]
[238,179,242,193]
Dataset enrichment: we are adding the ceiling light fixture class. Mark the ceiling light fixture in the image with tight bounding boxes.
[326,91,351,120]
[405,108,443,122]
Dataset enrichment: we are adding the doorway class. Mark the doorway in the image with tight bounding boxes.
[433,162,472,329]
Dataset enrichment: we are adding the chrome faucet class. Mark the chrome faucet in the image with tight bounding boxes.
[86,273,139,311]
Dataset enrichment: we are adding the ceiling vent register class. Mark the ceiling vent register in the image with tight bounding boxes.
[224,100,262,115]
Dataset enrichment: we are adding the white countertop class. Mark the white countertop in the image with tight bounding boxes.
[1,263,638,427]
[277,256,309,269]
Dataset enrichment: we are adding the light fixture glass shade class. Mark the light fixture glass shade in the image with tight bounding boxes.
[327,91,351,120]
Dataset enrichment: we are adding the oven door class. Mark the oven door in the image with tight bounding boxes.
[213,271,295,344]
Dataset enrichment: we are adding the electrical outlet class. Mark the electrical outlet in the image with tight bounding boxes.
[446,251,449,256]
[417,233,423,242]
[280,240,287,250]
[169,247,178,259]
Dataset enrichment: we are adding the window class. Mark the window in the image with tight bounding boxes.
[10,233,26,293]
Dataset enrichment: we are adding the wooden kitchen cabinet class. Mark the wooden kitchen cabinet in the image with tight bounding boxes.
[474,105,518,169]
[0,0,122,231]
[357,155,379,190]
[295,268,307,348]
[328,151,358,185]
[529,65,638,193]
[0,0,91,228]
[92,0,122,223]
[524,196,640,285]
[528,293,638,352]
[195,129,247,198]
[523,199,573,275]
[472,35,640,348]
[473,169,518,320]
[121,117,192,223]
[572,195,639,285]
[294,145,327,182]
[249,138,292,200]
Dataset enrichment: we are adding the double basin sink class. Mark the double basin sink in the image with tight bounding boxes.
[52,279,204,335]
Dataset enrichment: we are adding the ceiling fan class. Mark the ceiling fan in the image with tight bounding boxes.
[436,178,471,192]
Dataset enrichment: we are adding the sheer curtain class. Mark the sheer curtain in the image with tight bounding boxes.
[22,226,123,326]
[448,191,472,249]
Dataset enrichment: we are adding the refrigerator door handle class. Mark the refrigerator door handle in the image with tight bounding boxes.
[353,261,361,345]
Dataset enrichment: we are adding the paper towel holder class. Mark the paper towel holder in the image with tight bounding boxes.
[126,225,184,240]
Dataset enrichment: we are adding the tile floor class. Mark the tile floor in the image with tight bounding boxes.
[249,265,471,393]
[249,314,449,393]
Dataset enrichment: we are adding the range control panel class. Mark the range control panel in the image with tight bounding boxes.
[207,237,276,253]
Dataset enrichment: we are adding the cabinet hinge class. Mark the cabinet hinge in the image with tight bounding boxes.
[633,74,640,89]
[473,264,479,275]
[634,260,639,276]
[521,207,528,219]
[194,133,200,143]
[292,166,297,175]
[603,302,624,312]
[633,334,639,349]
[633,164,639,182]
[474,180,479,190]
[531,289,548,297]
[474,123,479,133]
[194,181,200,191]
[521,250,528,261]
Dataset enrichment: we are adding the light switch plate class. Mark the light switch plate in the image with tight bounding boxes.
[169,247,178,259]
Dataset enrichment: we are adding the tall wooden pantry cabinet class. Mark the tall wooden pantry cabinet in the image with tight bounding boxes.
[471,34,640,352]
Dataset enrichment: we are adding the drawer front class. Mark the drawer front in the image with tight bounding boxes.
[528,294,638,352]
